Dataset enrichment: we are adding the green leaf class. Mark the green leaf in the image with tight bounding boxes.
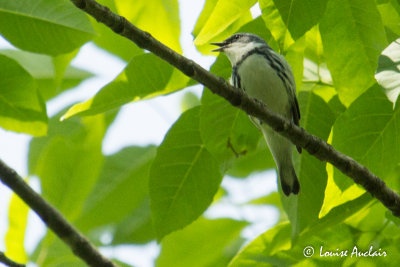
[181,91,201,112]
[0,55,47,136]
[62,53,174,119]
[157,218,246,267]
[320,163,365,217]
[300,193,373,242]
[272,0,328,39]
[31,233,86,267]
[91,0,143,62]
[76,146,156,234]
[200,89,261,170]
[345,201,386,232]
[376,40,400,104]
[149,107,222,240]
[304,26,325,74]
[0,49,92,100]
[114,0,181,53]
[260,0,294,51]
[194,0,255,53]
[28,111,106,220]
[5,192,29,264]
[274,0,328,39]
[0,0,95,55]
[229,223,293,267]
[319,0,388,106]
[285,36,305,89]
[227,139,275,178]
[332,84,400,191]
[378,0,400,43]
[111,199,154,244]
[282,91,336,237]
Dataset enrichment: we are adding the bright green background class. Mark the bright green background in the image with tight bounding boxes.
[1,0,400,266]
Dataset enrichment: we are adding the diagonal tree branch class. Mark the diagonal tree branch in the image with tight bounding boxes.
[69,0,400,217]
[0,159,116,267]
[0,251,25,267]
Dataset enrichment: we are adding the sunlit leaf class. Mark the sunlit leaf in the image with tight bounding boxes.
[194,0,255,53]
[181,91,200,112]
[115,0,181,53]
[92,0,143,62]
[378,0,400,43]
[5,192,29,264]
[63,53,174,119]
[0,0,95,55]
[0,55,47,136]
[259,0,294,51]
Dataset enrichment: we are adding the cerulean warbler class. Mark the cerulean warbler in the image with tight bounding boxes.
[212,33,301,196]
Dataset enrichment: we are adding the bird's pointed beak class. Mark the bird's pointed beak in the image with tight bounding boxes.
[210,41,226,52]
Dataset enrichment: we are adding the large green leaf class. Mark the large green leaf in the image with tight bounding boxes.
[0,0,95,55]
[92,0,143,62]
[28,111,106,220]
[157,218,246,267]
[319,0,388,106]
[194,0,255,53]
[62,53,174,119]
[149,107,222,240]
[272,0,328,39]
[76,146,156,241]
[260,0,294,51]
[281,91,336,238]
[0,49,92,100]
[114,0,181,53]
[0,55,47,136]
[200,89,261,170]
[378,0,400,43]
[332,84,400,190]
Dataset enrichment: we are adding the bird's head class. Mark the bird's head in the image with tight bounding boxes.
[211,33,267,65]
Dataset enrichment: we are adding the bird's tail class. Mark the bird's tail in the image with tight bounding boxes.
[279,165,300,196]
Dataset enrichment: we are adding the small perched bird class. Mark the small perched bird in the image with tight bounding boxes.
[211,33,301,196]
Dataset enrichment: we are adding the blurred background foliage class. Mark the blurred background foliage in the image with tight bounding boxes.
[1,0,400,266]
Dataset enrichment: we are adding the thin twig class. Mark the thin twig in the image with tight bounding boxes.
[0,251,25,267]
[69,0,400,217]
[0,160,116,267]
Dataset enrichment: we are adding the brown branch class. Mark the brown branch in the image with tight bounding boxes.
[72,2,398,215]
[0,160,117,267]
[0,252,25,267]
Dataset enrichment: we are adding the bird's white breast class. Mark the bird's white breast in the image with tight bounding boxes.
[237,54,290,116]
